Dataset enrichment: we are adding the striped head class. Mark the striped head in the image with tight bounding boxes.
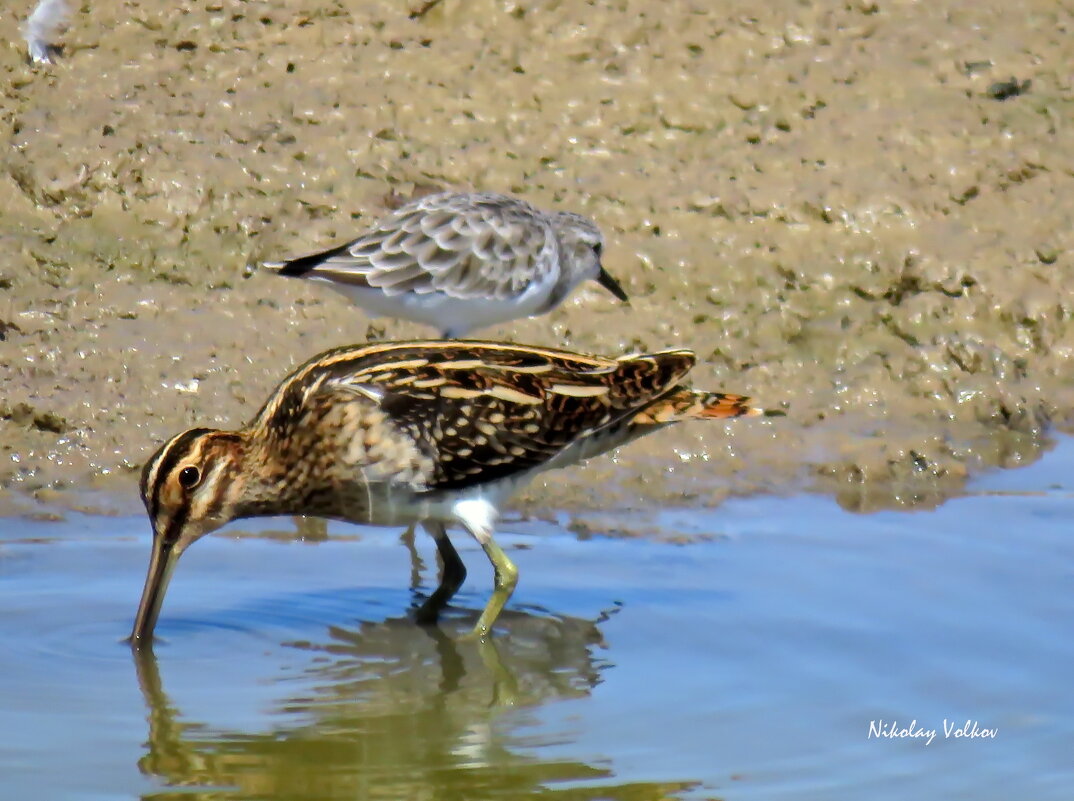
[131,428,247,645]
[549,211,628,306]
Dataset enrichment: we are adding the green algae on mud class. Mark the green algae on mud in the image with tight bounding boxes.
[1,0,1072,512]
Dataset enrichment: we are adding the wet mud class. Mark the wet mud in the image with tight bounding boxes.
[1,0,1073,516]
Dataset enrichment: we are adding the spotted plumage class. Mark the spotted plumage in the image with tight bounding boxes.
[261,192,629,337]
[130,341,760,646]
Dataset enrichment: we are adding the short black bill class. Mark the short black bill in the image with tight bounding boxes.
[597,266,629,302]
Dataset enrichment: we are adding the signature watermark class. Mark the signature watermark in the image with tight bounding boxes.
[868,719,998,746]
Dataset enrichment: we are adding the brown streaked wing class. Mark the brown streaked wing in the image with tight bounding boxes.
[249,341,610,433]
[323,345,699,490]
[247,341,698,488]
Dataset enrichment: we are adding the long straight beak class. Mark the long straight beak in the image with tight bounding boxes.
[129,538,179,647]
[596,265,629,302]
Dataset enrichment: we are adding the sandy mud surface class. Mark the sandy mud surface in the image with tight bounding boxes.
[1,0,1072,517]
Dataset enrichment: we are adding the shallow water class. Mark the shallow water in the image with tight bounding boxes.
[3,442,1073,799]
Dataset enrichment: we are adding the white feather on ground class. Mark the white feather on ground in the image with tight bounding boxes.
[24,0,70,64]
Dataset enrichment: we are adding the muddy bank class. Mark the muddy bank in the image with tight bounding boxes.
[1,0,1072,517]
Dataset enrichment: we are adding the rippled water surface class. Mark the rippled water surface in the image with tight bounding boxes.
[3,442,1074,800]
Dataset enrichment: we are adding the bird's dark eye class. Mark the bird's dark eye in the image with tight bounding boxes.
[592,242,603,257]
[178,466,200,489]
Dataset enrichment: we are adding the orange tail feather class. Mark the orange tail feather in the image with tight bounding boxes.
[631,389,761,425]
[696,391,761,419]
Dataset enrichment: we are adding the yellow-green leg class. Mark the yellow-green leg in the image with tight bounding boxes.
[414,521,467,625]
[462,535,518,640]
[453,499,516,640]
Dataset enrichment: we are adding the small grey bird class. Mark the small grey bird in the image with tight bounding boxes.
[262,192,629,337]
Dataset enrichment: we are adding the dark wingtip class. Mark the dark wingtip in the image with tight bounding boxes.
[597,266,629,302]
[264,240,354,277]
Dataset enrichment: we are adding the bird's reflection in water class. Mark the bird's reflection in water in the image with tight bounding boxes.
[295,606,614,710]
[133,605,701,800]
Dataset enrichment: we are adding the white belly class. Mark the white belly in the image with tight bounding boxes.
[317,278,555,336]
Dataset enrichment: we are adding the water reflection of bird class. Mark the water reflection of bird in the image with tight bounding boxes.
[261,192,629,338]
[299,607,614,709]
[131,608,706,799]
[130,340,760,644]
